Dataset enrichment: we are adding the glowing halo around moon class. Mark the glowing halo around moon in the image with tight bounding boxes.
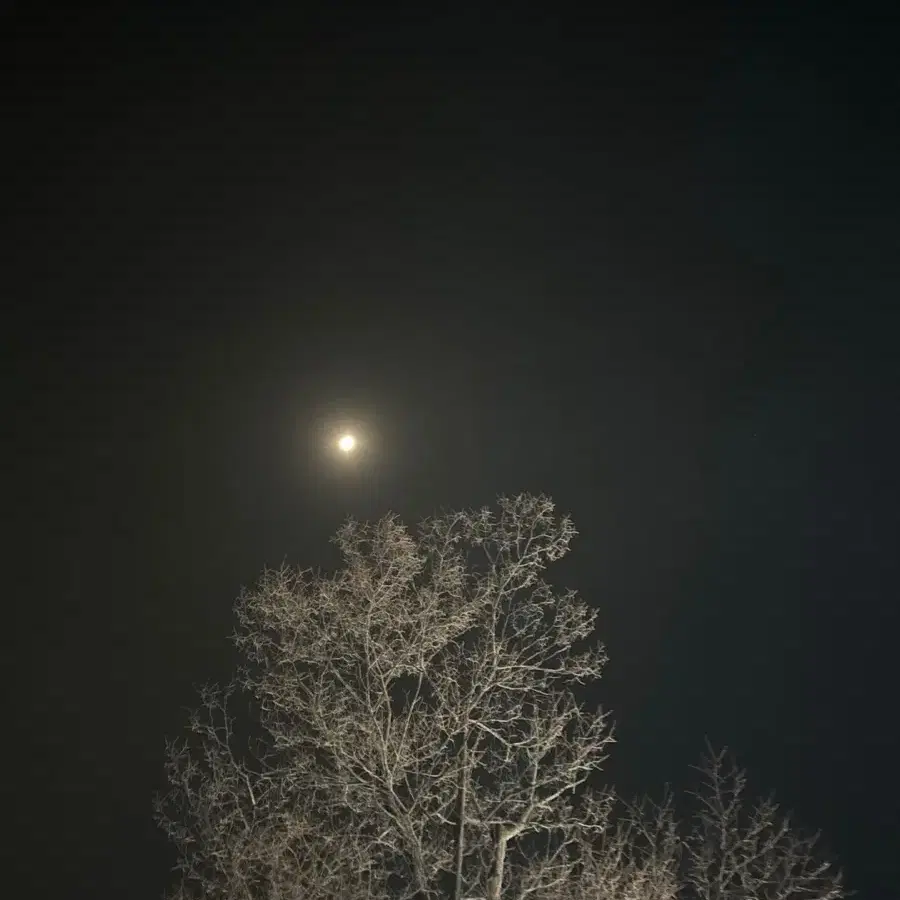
[310,415,374,470]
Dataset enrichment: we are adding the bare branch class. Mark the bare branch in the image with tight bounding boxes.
[156,494,846,900]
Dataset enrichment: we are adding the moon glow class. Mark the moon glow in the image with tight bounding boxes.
[338,434,356,453]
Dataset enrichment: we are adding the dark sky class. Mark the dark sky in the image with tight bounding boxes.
[5,2,899,898]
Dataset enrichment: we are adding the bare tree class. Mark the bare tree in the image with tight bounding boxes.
[555,750,845,900]
[680,748,845,900]
[156,494,845,900]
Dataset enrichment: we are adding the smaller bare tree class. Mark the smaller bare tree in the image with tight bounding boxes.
[681,747,845,900]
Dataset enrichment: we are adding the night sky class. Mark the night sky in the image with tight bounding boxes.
[5,2,899,898]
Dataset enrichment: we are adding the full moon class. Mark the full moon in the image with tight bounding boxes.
[337,434,356,453]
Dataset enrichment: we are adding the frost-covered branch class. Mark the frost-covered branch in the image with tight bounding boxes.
[156,493,845,900]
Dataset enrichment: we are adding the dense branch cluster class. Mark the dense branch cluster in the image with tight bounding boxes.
[156,494,844,900]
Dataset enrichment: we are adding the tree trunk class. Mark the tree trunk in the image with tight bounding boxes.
[453,736,468,900]
[486,825,507,900]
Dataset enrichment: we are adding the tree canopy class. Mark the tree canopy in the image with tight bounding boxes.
[156,494,844,900]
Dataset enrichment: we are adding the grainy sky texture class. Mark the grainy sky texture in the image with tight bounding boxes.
[5,2,899,898]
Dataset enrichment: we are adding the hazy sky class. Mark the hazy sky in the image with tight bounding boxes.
[6,3,899,898]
